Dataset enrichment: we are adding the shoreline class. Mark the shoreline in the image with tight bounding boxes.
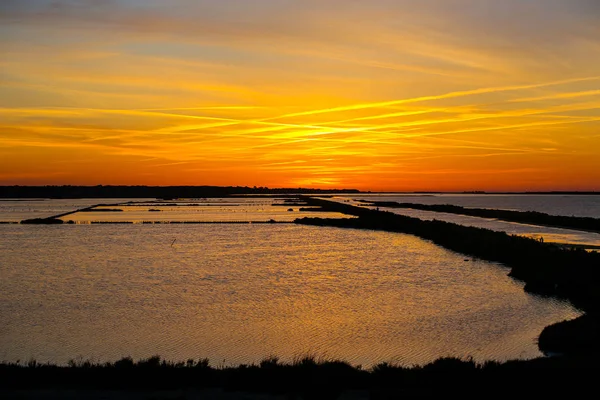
[359,200,600,234]
[2,353,598,398]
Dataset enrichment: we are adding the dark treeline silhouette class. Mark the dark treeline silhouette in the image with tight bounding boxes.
[0,185,360,199]
[524,191,600,195]
[20,218,64,225]
[78,208,123,212]
[1,354,597,398]
[128,220,289,224]
[296,197,600,356]
[299,207,331,212]
[360,200,600,233]
[125,203,240,206]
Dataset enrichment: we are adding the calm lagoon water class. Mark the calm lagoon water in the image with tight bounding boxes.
[0,198,349,223]
[0,199,582,367]
[0,199,152,223]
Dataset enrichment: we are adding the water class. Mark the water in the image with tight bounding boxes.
[63,201,348,223]
[0,202,582,367]
[0,198,349,223]
[0,199,154,223]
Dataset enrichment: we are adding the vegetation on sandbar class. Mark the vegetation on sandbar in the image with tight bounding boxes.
[1,354,598,398]
[359,200,600,233]
[79,208,124,212]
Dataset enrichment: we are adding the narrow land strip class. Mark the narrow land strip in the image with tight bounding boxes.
[359,200,600,234]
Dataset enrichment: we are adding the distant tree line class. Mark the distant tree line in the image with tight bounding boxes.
[0,186,360,199]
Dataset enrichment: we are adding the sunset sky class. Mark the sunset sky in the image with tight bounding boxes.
[1,0,599,191]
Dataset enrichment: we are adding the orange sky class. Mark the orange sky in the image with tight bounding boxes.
[1,0,600,191]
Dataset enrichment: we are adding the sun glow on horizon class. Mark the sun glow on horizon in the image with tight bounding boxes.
[1,0,600,191]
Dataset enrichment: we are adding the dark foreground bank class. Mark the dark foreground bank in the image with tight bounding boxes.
[1,354,599,400]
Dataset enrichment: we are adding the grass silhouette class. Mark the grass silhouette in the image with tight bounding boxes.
[2,354,598,397]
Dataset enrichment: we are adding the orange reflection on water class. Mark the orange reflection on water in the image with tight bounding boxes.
[0,222,580,366]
